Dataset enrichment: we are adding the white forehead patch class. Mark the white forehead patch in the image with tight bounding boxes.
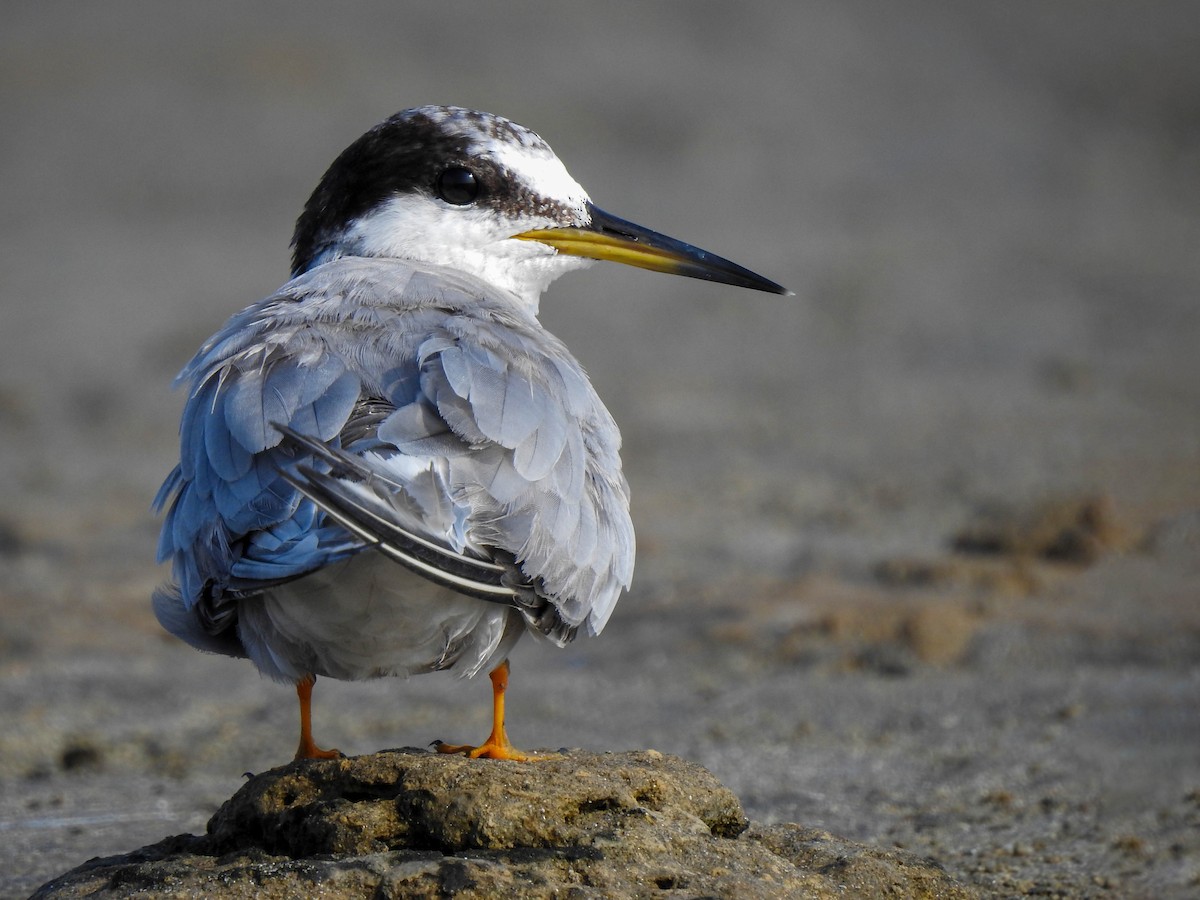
[410,106,592,213]
[411,106,592,215]
[489,139,592,216]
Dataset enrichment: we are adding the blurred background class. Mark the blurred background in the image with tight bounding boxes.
[2,2,1198,896]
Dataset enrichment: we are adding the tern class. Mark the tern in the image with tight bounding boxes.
[154,106,787,761]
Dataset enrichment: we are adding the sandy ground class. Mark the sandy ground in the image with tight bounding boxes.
[2,3,1198,897]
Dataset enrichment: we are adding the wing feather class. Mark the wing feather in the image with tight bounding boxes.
[155,258,634,655]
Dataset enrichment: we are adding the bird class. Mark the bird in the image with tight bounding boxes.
[153,105,787,761]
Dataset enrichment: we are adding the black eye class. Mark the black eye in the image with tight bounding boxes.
[436,166,479,205]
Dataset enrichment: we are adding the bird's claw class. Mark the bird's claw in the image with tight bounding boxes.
[432,738,553,762]
[295,740,343,761]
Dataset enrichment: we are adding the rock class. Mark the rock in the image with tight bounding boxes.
[951,494,1123,565]
[34,749,977,899]
[901,602,979,666]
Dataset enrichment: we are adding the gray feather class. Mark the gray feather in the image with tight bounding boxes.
[155,256,635,676]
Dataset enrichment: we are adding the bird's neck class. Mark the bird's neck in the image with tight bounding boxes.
[301,201,595,315]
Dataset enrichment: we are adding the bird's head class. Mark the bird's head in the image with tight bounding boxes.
[291,106,786,311]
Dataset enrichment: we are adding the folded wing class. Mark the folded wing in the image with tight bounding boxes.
[154,259,633,654]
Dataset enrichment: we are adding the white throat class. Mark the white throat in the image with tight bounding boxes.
[317,195,594,314]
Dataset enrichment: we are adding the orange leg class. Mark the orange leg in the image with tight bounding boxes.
[294,674,342,760]
[435,660,548,761]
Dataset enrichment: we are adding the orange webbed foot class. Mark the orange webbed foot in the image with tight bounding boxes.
[432,659,557,762]
[432,736,549,762]
[295,738,343,760]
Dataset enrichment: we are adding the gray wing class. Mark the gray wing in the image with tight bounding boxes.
[156,258,634,646]
[273,422,576,643]
[294,260,635,638]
